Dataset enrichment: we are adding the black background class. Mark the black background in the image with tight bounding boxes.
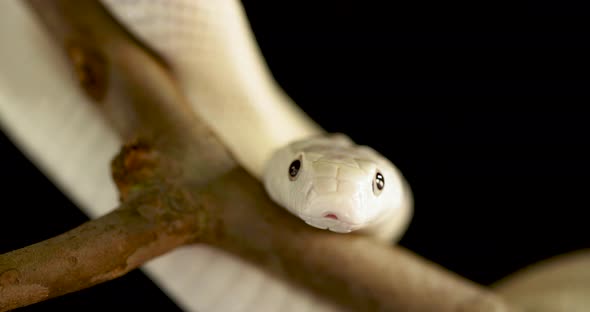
[1,1,589,311]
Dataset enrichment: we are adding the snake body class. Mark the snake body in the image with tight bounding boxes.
[0,0,411,311]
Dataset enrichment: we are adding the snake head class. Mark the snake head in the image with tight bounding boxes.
[263,133,407,234]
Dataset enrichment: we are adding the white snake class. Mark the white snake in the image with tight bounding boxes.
[1,1,587,312]
[0,0,411,311]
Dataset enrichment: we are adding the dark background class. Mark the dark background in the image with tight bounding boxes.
[1,1,589,311]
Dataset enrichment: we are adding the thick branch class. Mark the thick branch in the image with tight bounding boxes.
[203,169,516,311]
[0,1,521,311]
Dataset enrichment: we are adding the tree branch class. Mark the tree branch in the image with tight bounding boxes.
[0,185,201,311]
[0,1,520,311]
[492,249,590,312]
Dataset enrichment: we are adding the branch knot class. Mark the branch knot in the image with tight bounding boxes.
[111,138,160,202]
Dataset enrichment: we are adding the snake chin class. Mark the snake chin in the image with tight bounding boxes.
[302,216,361,234]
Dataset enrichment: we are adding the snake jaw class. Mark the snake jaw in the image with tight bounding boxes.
[302,218,359,233]
[299,212,364,234]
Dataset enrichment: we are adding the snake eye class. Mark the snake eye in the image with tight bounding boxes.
[288,159,301,181]
[373,171,385,195]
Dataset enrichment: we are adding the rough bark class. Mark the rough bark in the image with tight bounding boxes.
[0,1,519,311]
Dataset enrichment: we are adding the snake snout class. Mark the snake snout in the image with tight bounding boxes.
[303,194,364,228]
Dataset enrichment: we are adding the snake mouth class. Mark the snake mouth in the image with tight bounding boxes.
[299,214,363,233]
[324,213,339,220]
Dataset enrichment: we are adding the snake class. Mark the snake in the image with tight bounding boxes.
[2,1,587,312]
[0,0,412,311]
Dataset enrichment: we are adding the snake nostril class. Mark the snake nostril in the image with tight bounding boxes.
[324,213,339,220]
